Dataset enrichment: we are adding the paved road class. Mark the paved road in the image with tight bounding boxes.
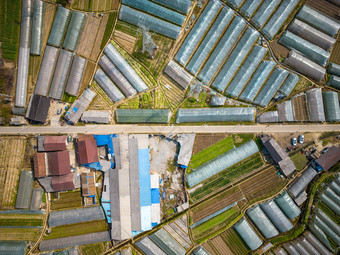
[1,124,339,135]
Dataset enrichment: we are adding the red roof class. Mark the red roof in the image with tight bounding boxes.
[51,174,75,191]
[77,139,99,165]
[47,151,71,176]
[44,136,67,151]
[33,153,47,178]
[316,146,340,171]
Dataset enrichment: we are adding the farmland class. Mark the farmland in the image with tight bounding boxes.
[50,191,83,211]
[291,152,308,171]
[160,76,186,110]
[90,14,109,61]
[192,134,227,154]
[0,213,44,227]
[101,12,116,49]
[329,41,340,65]
[80,242,106,255]
[292,94,309,121]
[70,0,119,11]
[113,30,137,54]
[0,228,41,241]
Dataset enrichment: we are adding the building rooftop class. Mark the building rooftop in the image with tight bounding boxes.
[47,151,71,176]
[77,138,99,165]
[26,94,50,123]
[33,153,47,178]
[51,174,75,191]
[38,136,67,152]
[81,172,96,196]
[315,146,340,171]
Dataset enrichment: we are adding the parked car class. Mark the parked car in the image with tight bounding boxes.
[298,135,304,144]
[291,137,297,146]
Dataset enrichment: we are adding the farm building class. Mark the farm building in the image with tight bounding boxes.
[150,174,160,226]
[0,241,27,255]
[306,88,326,122]
[314,146,340,171]
[274,190,301,219]
[176,134,195,168]
[10,116,26,126]
[15,171,34,209]
[37,135,67,152]
[65,55,87,97]
[278,73,300,97]
[233,217,263,251]
[51,174,76,192]
[30,188,43,211]
[31,0,44,56]
[305,231,333,255]
[277,100,295,122]
[288,166,318,198]
[323,91,340,122]
[47,6,71,47]
[261,135,296,176]
[81,111,111,124]
[76,136,99,165]
[25,94,50,124]
[116,109,171,124]
[94,69,125,103]
[63,11,87,52]
[257,111,278,123]
[33,153,47,178]
[164,60,194,89]
[81,172,96,197]
[47,151,71,176]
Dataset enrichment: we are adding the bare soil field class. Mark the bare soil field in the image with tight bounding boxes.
[292,94,309,121]
[90,14,109,61]
[209,236,233,255]
[270,38,290,59]
[79,61,96,97]
[202,243,217,255]
[71,0,119,11]
[306,0,340,21]
[160,76,186,110]
[330,41,340,65]
[193,134,227,155]
[113,30,136,54]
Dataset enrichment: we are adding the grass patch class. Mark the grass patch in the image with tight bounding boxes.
[271,225,304,244]
[50,191,83,211]
[80,242,105,255]
[182,91,210,108]
[62,93,77,103]
[291,152,308,171]
[100,12,116,49]
[0,218,43,227]
[232,134,254,147]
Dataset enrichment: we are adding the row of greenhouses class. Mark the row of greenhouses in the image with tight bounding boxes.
[327,62,340,90]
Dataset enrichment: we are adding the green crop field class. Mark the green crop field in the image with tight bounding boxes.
[81,242,106,255]
[0,218,43,227]
[0,228,41,241]
[101,12,116,49]
[232,133,254,147]
[50,191,83,211]
[291,152,308,171]
[219,228,249,255]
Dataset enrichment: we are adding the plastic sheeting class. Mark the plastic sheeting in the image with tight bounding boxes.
[254,68,289,107]
[175,0,221,66]
[116,109,171,124]
[65,55,87,96]
[63,11,86,52]
[283,244,299,255]
[306,88,326,122]
[284,50,325,82]
[210,96,226,106]
[31,0,44,55]
[150,229,186,255]
[104,43,148,93]
[299,237,321,255]
[186,7,234,76]
[212,28,259,92]
[328,62,340,76]
[289,166,317,198]
[251,0,281,28]
[198,16,246,84]
[164,60,194,89]
[260,199,293,233]
[315,208,340,236]
[239,60,276,102]
[226,0,245,8]
[327,75,340,90]
[314,215,340,245]
[296,5,340,37]
[288,19,336,52]
[246,204,279,238]
[330,181,340,196]
[176,107,256,124]
[274,190,301,219]
[279,31,330,67]
[323,91,340,122]
[99,55,137,97]
[225,45,267,97]
[292,241,309,255]
[118,5,181,40]
[323,187,340,207]
[186,140,258,187]
[34,46,59,96]
[262,0,299,39]
[49,49,74,100]
[257,111,279,123]
[277,101,294,122]
[320,192,340,215]
[15,171,34,209]
[239,0,262,18]
[150,0,192,14]
[94,69,125,103]
[122,0,186,26]
[304,231,333,255]
[233,218,263,251]
[47,6,71,47]
[309,223,335,253]
[278,73,299,97]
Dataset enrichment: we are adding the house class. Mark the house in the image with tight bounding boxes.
[76,135,99,165]
[37,136,67,152]
[26,94,50,123]
[51,174,75,191]
[313,146,340,172]
[33,153,47,178]
[47,151,71,176]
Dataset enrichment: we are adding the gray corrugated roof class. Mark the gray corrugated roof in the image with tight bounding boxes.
[15,171,34,209]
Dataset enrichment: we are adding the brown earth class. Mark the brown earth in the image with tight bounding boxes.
[306,0,340,21]
[202,243,217,255]
[292,94,309,121]
[210,236,233,255]
[330,41,340,65]
[192,134,227,155]
[113,30,136,54]
[90,13,109,61]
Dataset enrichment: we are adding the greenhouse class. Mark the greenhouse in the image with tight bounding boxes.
[34,46,59,96]
[239,61,276,102]
[315,208,340,236]
[305,231,333,255]
[212,28,259,92]
[273,248,288,255]
[278,73,299,97]
[262,0,299,39]
[116,109,171,124]
[186,140,258,187]
[176,107,256,124]
[253,68,289,107]
[323,91,340,122]
[288,19,336,52]
[289,166,317,198]
[260,200,293,233]
[30,188,43,211]
[323,187,340,207]
[164,60,194,89]
[186,7,234,76]
[274,190,301,219]
[65,55,87,97]
[306,88,326,122]
[63,11,87,52]
[284,50,325,82]
[0,242,27,255]
[150,0,192,14]
[328,62,340,76]
[296,5,340,37]
[15,171,34,209]
[233,218,263,251]
[239,0,262,18]
[299,237,321,255]
[122,0,186,26]
[246,204,279,238]
[175,0,221,66]
[150,229,186,255]
[104,43,148,93]
[210,96,226,106]
[31,0,44,55]
[279,31,330,67]
[292,241,309,255]
[225,45,267,98]
[47,6,71,47]
[309,223,335,253]
[136,237,166,255]
[94,69,125,103]
[330,181,340,196]
[49,49,74,100]
[257,111,278,123]
[327,75,340,90]
[226,0,245,8]
[314,216,340,245]
[251,0,280,29]
[283,244,299,255]
[320,193,340,215]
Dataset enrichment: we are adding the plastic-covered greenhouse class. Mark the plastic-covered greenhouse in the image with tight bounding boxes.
[262,0,299,39]
[279,31,330,67]
[274,191,301,219]
[34,46,59,96]
[186,7,234,76]
[309,223,335,253]
[225,45,267,97]
[15,171,34,209]
[323,91,340,122]
[277,100,295,122]
[239,61,276,102]
[289,166,317,198]
[150,229,186,255]
[176,107,256,124]
[118,5,181,40]
[65,55,87,97]
[174,0,221,65]
[251,0,280,29]
[273,248,288,255]
[104,43,148,93]
[260,200,293,233]
[327,75,340,90]
[122,0,186,26]
[299,237,321,255]
[136,237,166,255]
[313,216,340,245]
[288,19,336,52]
[233,218,263,251]
[31,0,44,55]
[328,62,340,76]
[315,208,340,236]
[239,0,262,18]
[94,69,124,103]
[226,0,245,9]
[296,5,340,37]
[324,187,340,207]
[283,244,299,255]
[186,140,258,187]
[49,49,74,100]
[278,73,299,97]
[306,88,326,122]
[246,204,279,238]
[292,241,309,255]
[150,0,192,14]
[320,192,340,215]
[0,242,27,255]
[63,11,86,52]
[47,6,71,47]
[212,28,259,92]
[305,231,333,255]
[210,96,226,106]
[257,111,278,123]
[284,51,325,82]
[116,109,171,124]
[164,60,194,89]
[99,55,137,97]
[198,16,246,84]
[253,68,289,107]
[330,181,340,196]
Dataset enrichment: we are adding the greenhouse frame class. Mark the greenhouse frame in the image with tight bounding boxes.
[278,73,300,97]
[323,91,340,122]
[63,11,87,52]
[31,0,44,56]
[150,0,192,14]
[274,191,301,219]
[65,55,87,97]
[251,0,280,29]
[239,0,262,18]
[164,60,194,89]
[306,88,325,122]
[94,69,125,103]
[47,6,71,47]
[289,166,318,198]
[116,109,171,124]
[233,218,263,251]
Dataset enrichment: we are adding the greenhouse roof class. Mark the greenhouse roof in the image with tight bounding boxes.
[116,109,171,124]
